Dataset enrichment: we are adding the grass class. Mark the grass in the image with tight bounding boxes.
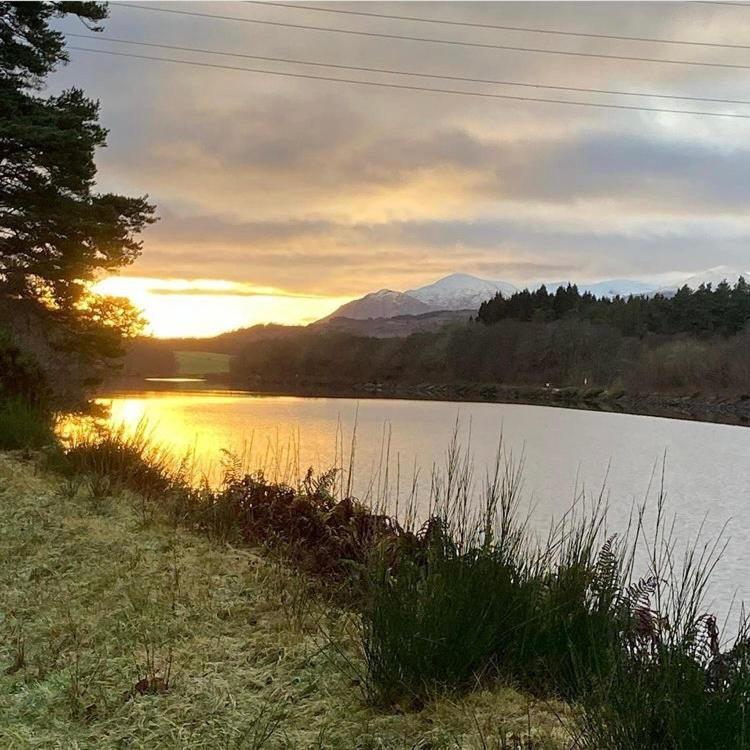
[56,420,190,503]
[353,439,750,747]
[572,498,750,750]
[175,350,231,376]
[0,397,56,450]
[8,407,750,748]
[358,448,621,707]
[0,453,565,748]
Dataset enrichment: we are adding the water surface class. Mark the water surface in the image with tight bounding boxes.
[94,388,750,610]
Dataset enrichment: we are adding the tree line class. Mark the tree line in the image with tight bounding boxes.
[230,318,750,397]
[477,280,750,336]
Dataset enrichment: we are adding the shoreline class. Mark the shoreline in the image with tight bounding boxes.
[104,377,750,427]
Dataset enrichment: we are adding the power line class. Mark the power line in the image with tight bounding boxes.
[65,32,750,108]
[67,46,750,119]
[114,3,750,72]
[245,1,750,52]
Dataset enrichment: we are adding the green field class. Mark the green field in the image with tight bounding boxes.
[175,350,231,376]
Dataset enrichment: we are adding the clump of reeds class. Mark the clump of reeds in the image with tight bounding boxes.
[56,420,194,505]
[358,440,626,706]
[573,491,750,749]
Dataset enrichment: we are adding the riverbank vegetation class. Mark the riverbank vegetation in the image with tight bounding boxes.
[227,316,750,401]
[2,451,566,748]
[3,406,750,747]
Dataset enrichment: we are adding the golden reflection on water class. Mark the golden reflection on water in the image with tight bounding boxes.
[63,391,349,488]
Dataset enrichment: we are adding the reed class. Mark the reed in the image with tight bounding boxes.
[57,420,193,504]
[572,486,750,749]
[359,442,624,706]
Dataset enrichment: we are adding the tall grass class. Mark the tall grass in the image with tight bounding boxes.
[573,490,750,749]
[360,448,750,748]
[56,420,194,505]
[0,396,56,450]
[359,442,624,705]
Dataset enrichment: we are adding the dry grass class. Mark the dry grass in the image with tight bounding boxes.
[0,453,566,749]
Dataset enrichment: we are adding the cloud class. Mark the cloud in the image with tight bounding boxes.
[48,1,750,303]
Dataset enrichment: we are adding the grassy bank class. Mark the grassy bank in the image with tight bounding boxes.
[4,406,750,748]
[0,452,564,748]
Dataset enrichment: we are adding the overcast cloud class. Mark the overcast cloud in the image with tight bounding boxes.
[50,1,750,296]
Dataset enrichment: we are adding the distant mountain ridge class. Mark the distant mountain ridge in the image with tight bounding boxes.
[657,266,750,295]
[325,273,516,321]
[323,268,750,321]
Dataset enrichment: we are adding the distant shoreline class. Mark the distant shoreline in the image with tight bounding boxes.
[103,376,750,427]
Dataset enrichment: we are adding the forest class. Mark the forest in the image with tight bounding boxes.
[477,280,750,335]
[229,319,750,396]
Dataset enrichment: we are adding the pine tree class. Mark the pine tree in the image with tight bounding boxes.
[1,2,155,364]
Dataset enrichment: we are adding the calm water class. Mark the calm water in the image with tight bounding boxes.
[93,388,750,611]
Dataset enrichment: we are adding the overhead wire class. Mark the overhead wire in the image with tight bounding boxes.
[244,1,750,52]
[64,32,750,107]
[113,3,750,72]
[67,46,750,119]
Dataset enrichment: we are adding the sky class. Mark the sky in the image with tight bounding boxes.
[50,1,750,337]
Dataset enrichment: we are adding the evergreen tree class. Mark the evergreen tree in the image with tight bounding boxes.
[477,279,750,337]
[0,2,154,365]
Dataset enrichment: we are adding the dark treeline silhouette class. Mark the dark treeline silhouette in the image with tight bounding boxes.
[477,280,750,336]
[230,318,750,397]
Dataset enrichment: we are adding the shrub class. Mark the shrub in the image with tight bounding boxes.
[0,328,49,405]
[0,396,56,450]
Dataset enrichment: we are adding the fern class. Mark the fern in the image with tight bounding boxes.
[688,613,721,666]
[591,534,619,607]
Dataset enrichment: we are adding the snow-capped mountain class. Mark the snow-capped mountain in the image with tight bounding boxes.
[324,289,432,320]
[580,279,656,297]
[659,266,750,294]
[324,274,518,321]
[540,279,656,297]
[407,273,517,310]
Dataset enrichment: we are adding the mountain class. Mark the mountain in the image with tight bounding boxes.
[407,273,517,310]
[581,279,656,297]
[324,289,432,320]
[659,266,750,295]
[539,279,656,297]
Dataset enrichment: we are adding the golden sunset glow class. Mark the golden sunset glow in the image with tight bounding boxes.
[93,277,352,338]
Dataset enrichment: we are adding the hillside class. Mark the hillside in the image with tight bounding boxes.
[311,309,473,337]
[321,289,432,320]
